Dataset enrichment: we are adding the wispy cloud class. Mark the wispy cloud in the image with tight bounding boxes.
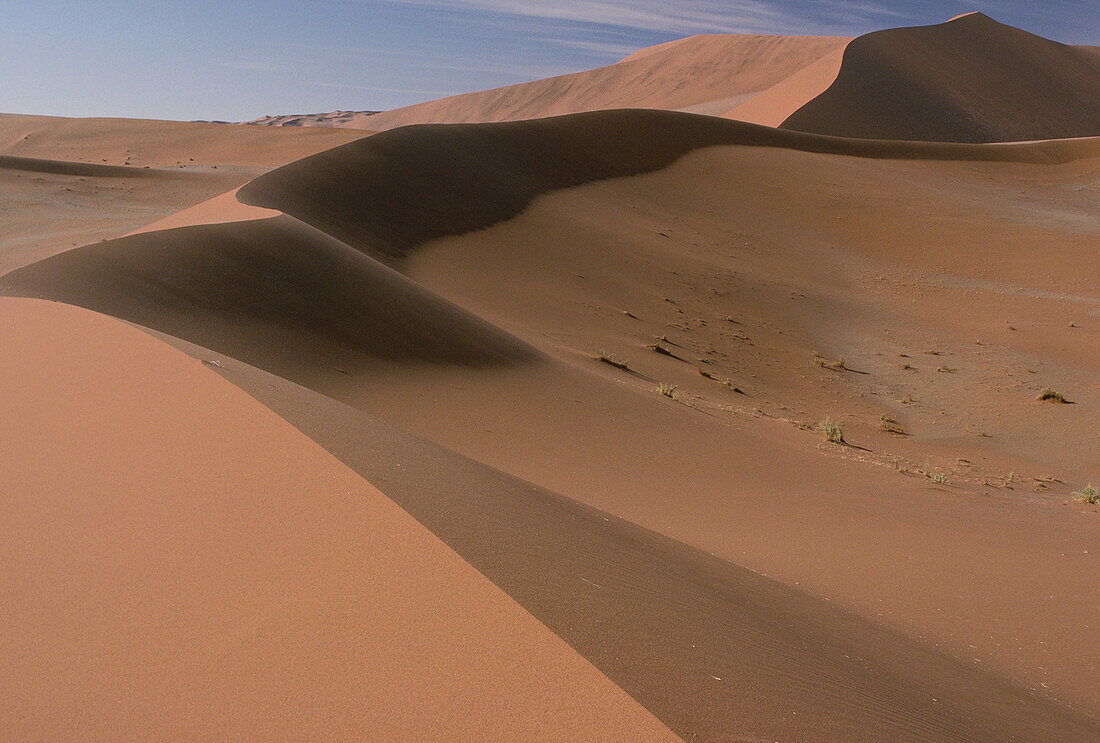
[368,0,913,35]
[314,81,455,95]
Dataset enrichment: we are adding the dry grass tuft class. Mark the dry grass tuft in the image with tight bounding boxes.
[818,417,844,444]
[879,416,906,435]
[597,351,629,370]
[698,368,744,394]
[1073,484,1098,504]
[1037,387,1071,403]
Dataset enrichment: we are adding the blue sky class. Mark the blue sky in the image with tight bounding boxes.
[1,1,1096,121]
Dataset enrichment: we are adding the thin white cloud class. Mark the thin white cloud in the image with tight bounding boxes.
[314,81,455,95]
[367,0,914,35]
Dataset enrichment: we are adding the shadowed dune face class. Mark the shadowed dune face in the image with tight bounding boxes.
[239,109,1093,264]
[0,216,537,381]
[781,13,1100,142]
[0,155,160,178]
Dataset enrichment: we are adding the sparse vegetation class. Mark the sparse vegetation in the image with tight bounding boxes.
[930,472,948,485]
[1073,484,1098,504]
[656,382,678,399]
[698,368,744,394]
[818,355,849,371]
[879,416,906,435]
[818,417,844,444]
[597,351,629,370]
[1037,387,1071,403]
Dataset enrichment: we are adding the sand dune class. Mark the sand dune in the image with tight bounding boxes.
[242,14,1098,146]
[6,109,1098,740]
[0,215,537,382]
[154,340,1097,743]
[0,297,679,742]
[3,15,1099,740]
[236,110,1095,265]
[274,34,848,131]
[247,110,379,127]
[781,13,1100,142]
[723,45,847,126]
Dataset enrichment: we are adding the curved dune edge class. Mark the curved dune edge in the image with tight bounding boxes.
[125,187,282,236]
[0,297,678,743]
[237,109,1100,264]
[724,45,847,126]
[0,215,539,375]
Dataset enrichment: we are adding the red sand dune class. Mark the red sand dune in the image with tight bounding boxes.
[2,13,1099,741]
[0,297,678,742]
[282,34,849,131]
[723,45,847,126]
[244,14,1099,146]
[4,109,1098,741]
[781,13,1100,142]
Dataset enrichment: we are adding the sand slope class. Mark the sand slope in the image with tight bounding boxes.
[289,34,849,131]
[723,46,847,126]
[161,342,1098,743]
[781,13,1100,142]
[0,297,679,742]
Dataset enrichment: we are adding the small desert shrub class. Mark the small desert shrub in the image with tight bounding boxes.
[1037,387,1069,403]
[879,416,905,435]
[1073,484,1099,504]
[930,472,948,485]
[656,382,678,399]
[818,417,844,443]
[597,351,629,370]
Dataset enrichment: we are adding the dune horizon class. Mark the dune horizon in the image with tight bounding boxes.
[2,7,1098,742]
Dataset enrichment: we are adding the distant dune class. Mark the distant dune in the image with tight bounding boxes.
[246,110,379,127]
[243,14,1100,144]
[781,13,1100,142]
[260,34,849,131]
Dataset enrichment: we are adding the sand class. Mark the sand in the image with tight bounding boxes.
[0,297,678,742]
[0,114,364,276]
[2,12,1099,742]
[266,34,850,131]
